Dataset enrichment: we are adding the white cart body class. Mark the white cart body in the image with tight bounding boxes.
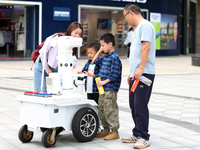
[17,94,98,132]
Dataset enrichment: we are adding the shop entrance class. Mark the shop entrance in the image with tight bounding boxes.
[0,1,42,59]
[78,5,148,58]
[0,5,25,57]
[189,1,196,54]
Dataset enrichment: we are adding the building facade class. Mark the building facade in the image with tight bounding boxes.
[0,0,199,59]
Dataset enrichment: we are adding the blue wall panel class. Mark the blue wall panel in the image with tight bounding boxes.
[22,0,180,55]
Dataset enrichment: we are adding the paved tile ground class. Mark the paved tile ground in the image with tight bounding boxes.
[0,56,200,150]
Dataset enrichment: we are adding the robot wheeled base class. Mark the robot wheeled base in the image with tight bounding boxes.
[17,94,99,148]
[17,36,99,148]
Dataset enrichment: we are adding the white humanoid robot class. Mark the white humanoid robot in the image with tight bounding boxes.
[17,36,99,148]
[46,35,84,96]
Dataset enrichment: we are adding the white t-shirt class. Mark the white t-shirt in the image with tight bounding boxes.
[129,19,156,76]
[124,30,134,45]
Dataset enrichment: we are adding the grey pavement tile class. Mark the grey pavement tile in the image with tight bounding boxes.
[0,113,6,118]
[167,147,198,150]
[164,107,183,111]
[0,138,19,150]
[150,112,164,116]
[161,127,198,136]
[186,134,200,143]
[192,147,200,150]
[118,103,129,108]
[150,129,173,137]
[150,98,169,102]
[184,101,200,105]
[6,123,21,131]
[182,109,200,113]
[183,106,200,110]
[167,102,185,106]
[165,136,200,147]
[149,103,168,108]
[3,110,20,119]
[98,140,133,150]
[149,121,177,129]
[162,115,181,120]
[0,130,19,140]
[149,107,165,113]
[181,113,200,122]
[0,107,12,112]
[151,95,171,100]
[163,113,181,118]
[163,110,181,117]
[165,106,183,110]
[164,110,182,114]
[13,140,48,150]
[0,57,200,150]
[142,147,168,150]
[0,116,19,124]
[150,137,183,149]
[181,113,199,117]
[149,106,165,110]
[180,118,199,123]
[72,140,133,150]
[169,97,186,102]
[192,122,200,126]
[0,124,11,132]
[150,100,169,104]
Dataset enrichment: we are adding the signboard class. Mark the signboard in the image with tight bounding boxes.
[53,7,70,21]
[150,13,161,50]
[122,0,147,3]
[150,13,178,50]
[111,0,147,3]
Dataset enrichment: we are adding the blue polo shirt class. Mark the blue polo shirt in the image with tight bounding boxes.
[96,50,122,92]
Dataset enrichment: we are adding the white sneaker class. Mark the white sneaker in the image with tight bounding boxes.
[121,135,138,143]
[133,138,151,149]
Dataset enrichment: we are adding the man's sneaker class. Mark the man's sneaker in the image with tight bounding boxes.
[133,138,151,149]
[104,131,120,140]
[95,129,110,137]
[121,135,138,143]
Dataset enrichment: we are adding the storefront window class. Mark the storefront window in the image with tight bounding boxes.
[79,5,148,58]
[80,7,128,58]
[0,5,26,58]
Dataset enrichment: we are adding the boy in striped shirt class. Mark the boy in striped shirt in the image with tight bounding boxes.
[94,33,122,140]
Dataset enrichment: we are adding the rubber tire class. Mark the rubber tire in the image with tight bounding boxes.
[72,107,99,142]
[18,125,34,143]
[41,129,57,148]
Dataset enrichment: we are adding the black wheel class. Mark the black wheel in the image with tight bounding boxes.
[18,125,34,143]
[72,107,99,142]
[41,129,57,148]
[40,127,47,133]
[56,127,64,135]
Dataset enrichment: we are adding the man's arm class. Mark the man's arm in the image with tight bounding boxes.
[133,41,151,79]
